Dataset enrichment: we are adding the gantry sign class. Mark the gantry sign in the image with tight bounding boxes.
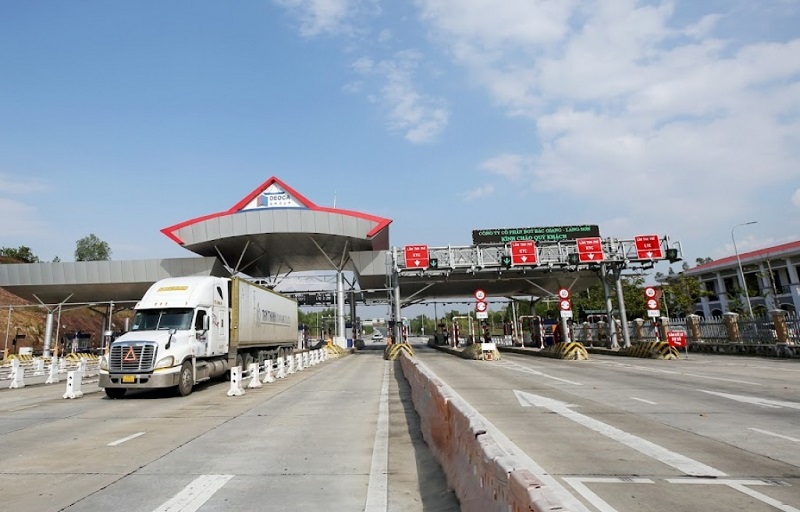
[393,225,682,348]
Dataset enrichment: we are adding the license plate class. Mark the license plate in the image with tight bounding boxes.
[122,375,135,383]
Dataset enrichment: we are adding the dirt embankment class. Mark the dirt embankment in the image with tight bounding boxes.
[0,286,109,355]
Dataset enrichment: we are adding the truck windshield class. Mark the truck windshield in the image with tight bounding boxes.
[131,309,194,331]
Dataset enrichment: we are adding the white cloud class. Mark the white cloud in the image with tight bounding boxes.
[793,188,800,208]
[354,50,449,143]
[479,153,532,181]
[463,183,495,201]
[273,0,376,37]
[415,0,800,247]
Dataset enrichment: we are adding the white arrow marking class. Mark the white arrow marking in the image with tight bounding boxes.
[646,251,653,258]
[748,428,800,442]
[153,474,233,512]
[413,259,421,266]
[514,390,726,477]
[699,390,800,410]
[587,253,595,260]
[521,256,527,262]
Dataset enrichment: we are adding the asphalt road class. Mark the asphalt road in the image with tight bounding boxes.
[417,347,800,512]
[2,342,799,512]
[0,347,458,512]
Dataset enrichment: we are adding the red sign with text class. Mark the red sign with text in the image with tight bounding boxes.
[510,241,538,266]
[404,245,429,268]
[634,234,664,260]
[576,237,605,262]
[667,330,687,348]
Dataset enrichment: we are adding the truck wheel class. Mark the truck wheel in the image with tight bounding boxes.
[176,362,194,397]
[105,388,126,399]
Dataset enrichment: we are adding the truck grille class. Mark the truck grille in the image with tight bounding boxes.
[109,342,157,372]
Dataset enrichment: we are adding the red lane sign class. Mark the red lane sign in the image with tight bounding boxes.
[474,289,487,301]
[667,330,687,348]
[558,288,571,300]
[404,245,429,268]
[510,240,538,266]
[559,299,572,311]
[634,234,664,260]
[576,237,605,262]
[475,300,488,313]
[646,298,659,310]
[644,286,657,298]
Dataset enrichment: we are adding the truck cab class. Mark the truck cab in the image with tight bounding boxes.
[99,276,232,398]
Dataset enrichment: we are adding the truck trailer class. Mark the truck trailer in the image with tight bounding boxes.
[99,275,299,398]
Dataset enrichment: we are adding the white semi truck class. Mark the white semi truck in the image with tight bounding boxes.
[99,275,298,398]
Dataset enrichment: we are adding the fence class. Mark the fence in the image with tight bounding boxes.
[565,311,798,347]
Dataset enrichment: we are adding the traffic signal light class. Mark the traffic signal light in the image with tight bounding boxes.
[500,255,512,268]
[567,253,579,265]
[666,248,680,263]
[428,258,439,269]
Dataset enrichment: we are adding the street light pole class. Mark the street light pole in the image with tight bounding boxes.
[732,221,758,318]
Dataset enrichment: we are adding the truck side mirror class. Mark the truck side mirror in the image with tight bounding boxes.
[203,315,210,331]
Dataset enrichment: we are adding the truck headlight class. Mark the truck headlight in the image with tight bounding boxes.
[154,356,175,369]
[99,356,108,371]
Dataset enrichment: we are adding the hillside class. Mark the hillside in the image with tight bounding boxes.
[0,286,109,356]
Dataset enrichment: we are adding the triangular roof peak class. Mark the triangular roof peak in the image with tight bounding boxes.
[229,176,317,212]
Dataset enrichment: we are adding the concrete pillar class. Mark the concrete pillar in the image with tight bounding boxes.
[687,314,701,342]
[771,309,789,344]
[633,318,644,341]
[658,317,669,341]
[723,312,740,342]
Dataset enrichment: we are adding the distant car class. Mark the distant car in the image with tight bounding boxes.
[372,332,383,342]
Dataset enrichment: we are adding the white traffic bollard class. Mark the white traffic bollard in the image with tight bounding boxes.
[262,359,275,384]
[227,366,245,396]
[78,358,87,377]
[247,362,262,389]
[63,370,83,399]
[275,356,286,379]
[7,358,20,380]
[287,354,296,375]
[33,358,45,376]
[45,359,60,384]
[9,359,25,389]
[296,353,304,372]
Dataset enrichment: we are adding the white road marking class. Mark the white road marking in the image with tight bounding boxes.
[749,428,800,443]
[666,478,800,512]
[631,397,658,405]
[364,361,389,512]
[563,477,654,512]
[419,361,591,511]
[153,474,233,512]
[600,362,763,386]
[514,390,726,477]
[494,360,583,386]
[107,432,146,446]
[9,404,40,411]
[699,390,800,410]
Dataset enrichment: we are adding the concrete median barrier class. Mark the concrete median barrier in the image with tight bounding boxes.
[399,352,569,512]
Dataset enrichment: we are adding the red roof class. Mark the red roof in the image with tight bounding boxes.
[161,176,392,245]
[686,240,800,274]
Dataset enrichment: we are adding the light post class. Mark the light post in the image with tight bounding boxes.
[4,306,11,359]
[732,221,758,318]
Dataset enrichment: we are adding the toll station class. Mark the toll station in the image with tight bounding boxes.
[0,176,681,355]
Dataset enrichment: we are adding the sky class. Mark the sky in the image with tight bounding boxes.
[1,0,799,313]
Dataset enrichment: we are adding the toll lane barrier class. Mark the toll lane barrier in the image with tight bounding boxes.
[498,342,589,360]
[384,342,415,360]
[459,343,501,361]
[228,348,331,397]
[617,341,679,360]
[400,352,569,512]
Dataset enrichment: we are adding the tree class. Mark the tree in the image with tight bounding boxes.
[659,272,709,317]
[0,246,40,263]
[75,234,112,261]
